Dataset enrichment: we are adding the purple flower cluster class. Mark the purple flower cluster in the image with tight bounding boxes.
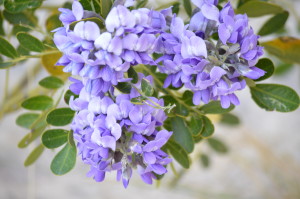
[154,0,265,108]
[53,1,173,188]
[53,0,169,94]
[69,74,172,188]
[53,0,266,187]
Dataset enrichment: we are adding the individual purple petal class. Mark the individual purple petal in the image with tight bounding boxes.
[201,3,219,22]
[107,36,123,56]
[84,21,101,41]
[100,136,116,150]
[105,7,120,32]
[220,95,230,108]
[72,1,84,21]
[149,164,167,175]
[143,152,156,164]
[94,32,112,50]
[129,106,143,124]
[111,123,122,140]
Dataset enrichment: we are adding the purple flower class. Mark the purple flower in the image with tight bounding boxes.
[69,75,172,188]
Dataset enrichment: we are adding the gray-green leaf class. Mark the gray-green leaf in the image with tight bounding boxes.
[250,84,299,112]
[16,113,40,129]
[51,143,77,175]
[21,95,53,111]
[207,138,228,154]
[39,76,64,89]
[42,129,69,149]
[201,116,214,138]
[183,0,192,17]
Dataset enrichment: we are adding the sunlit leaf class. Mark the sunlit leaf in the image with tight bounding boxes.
[24,144,45,167]
[261,37,300,64]
[22,95,53,111]
[46,13,61,32]
[41,52,66,76]
[51,143,77,175]
[250,84,299,112]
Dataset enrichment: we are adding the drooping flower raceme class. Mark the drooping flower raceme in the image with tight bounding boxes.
[69,74,172,188]
[154,1,265,108]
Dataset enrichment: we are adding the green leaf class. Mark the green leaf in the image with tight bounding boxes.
[200,154,210,168]
[181,90,194,106]
[200,101,234,114]
[261,37,300,64]
[274,63,293,76]
[258,11,289,36]
[128,67,138,84]
[141,78,154,96]
[42,129,69,149]
[24,144,45,167]
[46,14,61,32]
[0,11,5,35]
[0,61,16,69]
[46,108,75,126]
[16,113,40,129]
[68,130,75,147]
[115,82,132,93]
[171,116,194,153]
[254,58,275,81]
[201,116,214,138]
[189,116,203,136]
[3,10,36,26]
[220,113,240,126]
[80,0,101,13]
[136,0,148,8]
[250,84,299,112]
[4,0,43,13]
[100,0,113,18]
[18,120,47,148]
[69,17,104,30]
[236,1,284,17]
[17,32,45,52]
[207,138,228,154]
[64,90,78,105]
[0,36,18,58]
[39,76,64,89]
[183,0,192,17]
[166,140,190,169]
[175,103,189,117]
[21,95,53,111]
[50,143,77,175]
[172,2,180,15]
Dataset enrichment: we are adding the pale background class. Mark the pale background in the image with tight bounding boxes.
[0,0,300,199]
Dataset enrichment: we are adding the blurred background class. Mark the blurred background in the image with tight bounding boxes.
[0,0,299,199]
